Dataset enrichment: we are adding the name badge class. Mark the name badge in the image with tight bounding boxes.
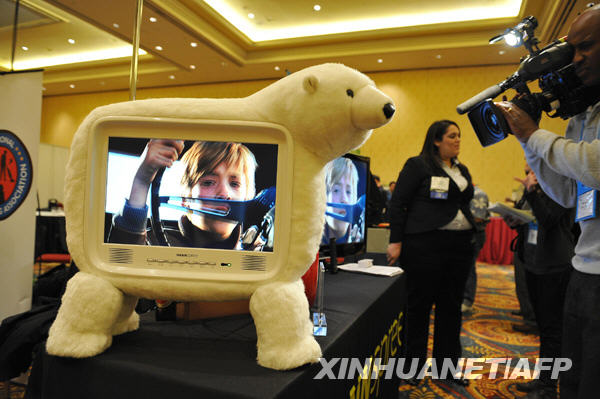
[575,181,597,222]
[527,222,538,245]
[430,176,450,199]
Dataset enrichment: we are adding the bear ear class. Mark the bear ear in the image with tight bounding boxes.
[303,75,319,94]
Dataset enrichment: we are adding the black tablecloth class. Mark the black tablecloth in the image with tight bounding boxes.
[27,270,406,399]
[34,215,68,257]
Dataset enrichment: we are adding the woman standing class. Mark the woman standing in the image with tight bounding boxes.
[387,120,475,387]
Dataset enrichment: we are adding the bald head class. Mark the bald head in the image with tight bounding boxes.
[567,4,600,86]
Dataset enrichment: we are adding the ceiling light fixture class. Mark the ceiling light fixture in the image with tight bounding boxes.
[247,13,255,19]
[499,50,506,55]
[21,46,29,51]
[274,66,280,71]
[203,0,522,42]
[155,45,163,51]
[68,39,75,44]
[313,5,321,11]
[69,84,75,89]
[149,17,157,22]
[113,23,120,28]
[190,65,196,70]
[190,42,198,47]
[377,58,383,63]
[168,75,175,80]
[435,54,442,59]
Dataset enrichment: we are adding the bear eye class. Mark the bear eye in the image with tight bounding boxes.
[346,89,354,98]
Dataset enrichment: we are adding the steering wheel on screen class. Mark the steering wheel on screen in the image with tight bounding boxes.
[150,167,169,246]
[149,167,276,249]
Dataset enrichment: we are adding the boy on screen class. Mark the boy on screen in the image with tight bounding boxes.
[321,157,364,245]
[108,139,262,250]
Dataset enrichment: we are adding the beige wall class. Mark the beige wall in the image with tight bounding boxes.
[40,65,569,203]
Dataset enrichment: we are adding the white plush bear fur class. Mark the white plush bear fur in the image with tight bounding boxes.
[46,63,394,370]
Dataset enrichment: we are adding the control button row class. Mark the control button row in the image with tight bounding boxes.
[146,258,216,266]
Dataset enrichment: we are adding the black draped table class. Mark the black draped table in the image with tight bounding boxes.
[34,212,69,256]
[28,270,406,399]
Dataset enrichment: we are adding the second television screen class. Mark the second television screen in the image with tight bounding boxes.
[321,154,368,246]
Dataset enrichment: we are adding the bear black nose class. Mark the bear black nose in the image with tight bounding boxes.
[383,103,395,119]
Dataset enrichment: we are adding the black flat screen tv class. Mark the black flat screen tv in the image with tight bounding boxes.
[318,153,369,260]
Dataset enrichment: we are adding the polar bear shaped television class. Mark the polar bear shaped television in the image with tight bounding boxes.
[47,63,395,370]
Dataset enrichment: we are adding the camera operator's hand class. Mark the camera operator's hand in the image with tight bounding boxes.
[495,101,539,143]
[129,139,184,208]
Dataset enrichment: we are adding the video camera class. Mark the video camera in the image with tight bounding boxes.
[456,16,597,147]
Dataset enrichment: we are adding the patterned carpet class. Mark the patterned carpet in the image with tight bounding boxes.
[399,262,540,399]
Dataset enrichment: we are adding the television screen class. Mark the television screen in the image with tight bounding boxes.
[81,117,293,283]
[104,137,277,252]
[319,153,369,258]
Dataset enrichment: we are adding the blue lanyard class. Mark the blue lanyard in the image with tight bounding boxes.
[575,112,598,222]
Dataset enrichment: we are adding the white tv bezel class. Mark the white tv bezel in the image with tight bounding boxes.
[84,116,293,283]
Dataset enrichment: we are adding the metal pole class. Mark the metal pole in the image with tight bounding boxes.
[129,0,143,101]
[10,0,21,71]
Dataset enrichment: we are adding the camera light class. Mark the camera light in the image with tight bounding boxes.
[504,30,522,47]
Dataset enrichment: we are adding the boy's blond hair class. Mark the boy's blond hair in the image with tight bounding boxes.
[181,141,257,199]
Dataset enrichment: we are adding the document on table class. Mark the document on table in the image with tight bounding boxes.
[338,263,404,277]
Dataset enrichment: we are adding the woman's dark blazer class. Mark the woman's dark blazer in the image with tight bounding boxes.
[389,155,475,243]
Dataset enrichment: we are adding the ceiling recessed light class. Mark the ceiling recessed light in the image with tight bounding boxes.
[155,45,163,51]
[190,42,198,48]
[21,46,28,51]
[377,58,383,63]
[499,50,506,55]
[190,65,196,70]
[149,17,157,22]
[435,54,442,59]
[247,13,255,19]
[68,38,75,44]
[69,84,75,89]
[168,75,175,80]
[274,66,280,71]
[113,23,120,28]
[313,5,321,11]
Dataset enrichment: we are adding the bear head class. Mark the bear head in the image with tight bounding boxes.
[250,63,395,163]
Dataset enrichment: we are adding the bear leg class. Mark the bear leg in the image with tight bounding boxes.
[46,272,138,357]
[250,279,322,370]
[111,294,139,336]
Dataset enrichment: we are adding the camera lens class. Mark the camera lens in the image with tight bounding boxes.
[483,105,502,136]
[467,100,510,147]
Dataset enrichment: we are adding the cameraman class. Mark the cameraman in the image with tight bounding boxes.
[496,5,600,398]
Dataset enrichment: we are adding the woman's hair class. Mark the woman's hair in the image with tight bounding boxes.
[325,157,358,203]
[180,141,257,199]
[420,119,460,170]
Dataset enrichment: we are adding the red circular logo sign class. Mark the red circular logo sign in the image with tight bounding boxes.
[0,130,33,220]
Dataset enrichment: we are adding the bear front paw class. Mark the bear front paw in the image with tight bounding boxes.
[46,329,112,358]
[257,335,322,370]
